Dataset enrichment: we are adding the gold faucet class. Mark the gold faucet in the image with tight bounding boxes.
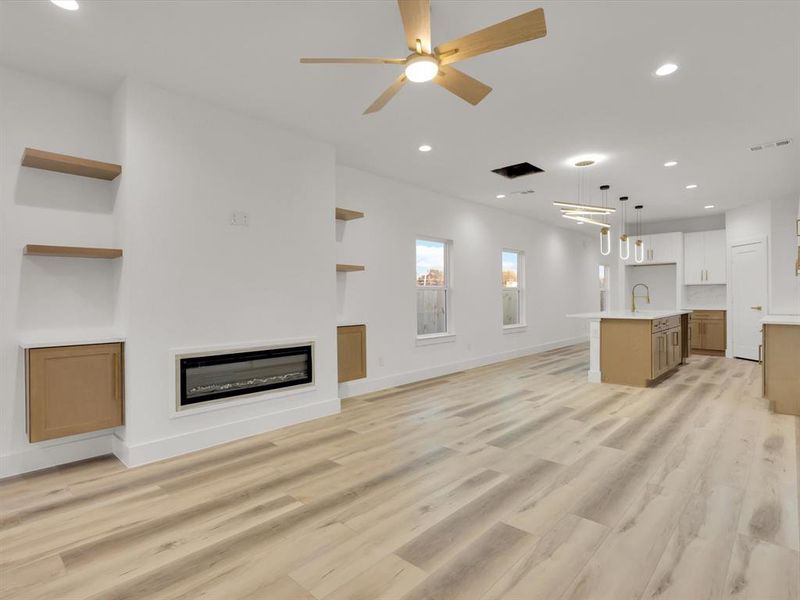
[631,283,650,312]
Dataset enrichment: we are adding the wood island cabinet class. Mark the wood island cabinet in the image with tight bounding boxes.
[601,314,687,387]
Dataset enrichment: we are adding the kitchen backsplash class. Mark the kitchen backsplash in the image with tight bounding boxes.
[684,284,727,308]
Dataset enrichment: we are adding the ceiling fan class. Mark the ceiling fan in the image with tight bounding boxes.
[300,0,547,114]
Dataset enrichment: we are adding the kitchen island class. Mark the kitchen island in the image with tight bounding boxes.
[568,310,692,386]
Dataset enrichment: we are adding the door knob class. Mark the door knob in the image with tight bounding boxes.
[750,305,763,311]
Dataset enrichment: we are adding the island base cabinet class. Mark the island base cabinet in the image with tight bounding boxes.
[763,324,800,416]
[601,317,684,387]
[26,343,124,442]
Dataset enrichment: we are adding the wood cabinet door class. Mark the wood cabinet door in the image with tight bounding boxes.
[337,325,367,383]
[27,343,123,443]
[703,230,727,284]
[690,319,703,350]
[703,320,726,351]
[669,328,682,368]
[683,232,705,284]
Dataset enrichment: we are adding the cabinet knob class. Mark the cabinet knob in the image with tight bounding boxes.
[750,305,763,311]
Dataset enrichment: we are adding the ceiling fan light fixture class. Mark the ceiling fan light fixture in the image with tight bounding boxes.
[405,55,439,83]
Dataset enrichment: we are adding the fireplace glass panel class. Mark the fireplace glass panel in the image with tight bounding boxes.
[179,345,312,407]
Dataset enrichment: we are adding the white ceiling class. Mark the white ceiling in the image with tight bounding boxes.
[2,0,798,228]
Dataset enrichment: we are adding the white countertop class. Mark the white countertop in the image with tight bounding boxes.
[19,329,125,349]
[762,315,800,326]
[568,310,692,320]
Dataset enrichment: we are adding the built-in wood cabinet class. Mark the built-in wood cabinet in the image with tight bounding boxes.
[26,343,124,442]
[691,310,726,355]
[762,324,800,416]
[684,230,726,284]
[337,325,367,383]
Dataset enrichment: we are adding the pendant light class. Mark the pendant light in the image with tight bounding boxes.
[634,204,645,263]
[599,185,611,255]
[553,162,615,227]
[618,196,630,260]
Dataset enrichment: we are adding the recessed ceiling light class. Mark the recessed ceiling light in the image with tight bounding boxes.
[496,194,506,199]
[50,0,79,9]
[664,161,678,167]
[576,221,585,225]
[566,153,605,167]
[418,144,432,152]
[704,205,715,209]
[655,63,678,77]
[685,184,698,189]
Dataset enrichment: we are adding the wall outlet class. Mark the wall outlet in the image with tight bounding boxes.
[466,343,472,351]
[378,356,384,367]
[230,210,249,226]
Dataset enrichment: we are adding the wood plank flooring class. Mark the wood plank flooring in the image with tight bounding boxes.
[1,345,798,600]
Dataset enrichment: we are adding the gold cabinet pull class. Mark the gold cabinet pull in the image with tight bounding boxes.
[750,305,763,311]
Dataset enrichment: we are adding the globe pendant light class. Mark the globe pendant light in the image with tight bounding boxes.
[634,204,645,263]
[618,196,630,260]
[599,185,611,255]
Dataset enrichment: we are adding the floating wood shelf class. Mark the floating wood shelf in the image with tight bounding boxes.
[335,208,365,221]
[24,245,123,259]
[22,148,122,181]
[336,263,365,272]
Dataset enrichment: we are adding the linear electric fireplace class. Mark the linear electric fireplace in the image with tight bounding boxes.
[177,344,313,409]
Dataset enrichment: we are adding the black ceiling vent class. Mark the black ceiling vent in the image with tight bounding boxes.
[491,162,544,179]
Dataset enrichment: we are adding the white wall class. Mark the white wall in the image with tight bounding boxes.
[335,166,597,397]
[769,195,800,314]
[642,214,726,235]
[0,72,341,476]
[0,67,121,475]
[726,197,799,315]
[112,80,339,466]
[624,264,677,310]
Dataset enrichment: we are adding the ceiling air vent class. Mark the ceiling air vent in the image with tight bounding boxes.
[491,162,544,179]
[509,190,535,196]
[749,138,791,152]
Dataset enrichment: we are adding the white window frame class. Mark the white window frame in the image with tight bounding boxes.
[599,264,610,312]
[502,248,526,332]
[415,236,455,345]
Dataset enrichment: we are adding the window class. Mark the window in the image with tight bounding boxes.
[416,238,450,336]
[599,264,610,311]
[502,250,524,327]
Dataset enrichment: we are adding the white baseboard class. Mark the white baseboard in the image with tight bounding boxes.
[112,397,341,469]
[0,432,113,479]
[338,335,588,399]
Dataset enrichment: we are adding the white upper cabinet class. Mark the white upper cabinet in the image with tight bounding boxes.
[683,230,727,284]
[647,232,682,264]
[621,232,682,265]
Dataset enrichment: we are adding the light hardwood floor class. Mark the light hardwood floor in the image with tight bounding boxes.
[1,345,798,600]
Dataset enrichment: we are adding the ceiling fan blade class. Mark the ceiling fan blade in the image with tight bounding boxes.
[300,57,407,65]
[398,0,431,54]
[434,66,492,105]
[435,8,546,66]
[364,74,407,114]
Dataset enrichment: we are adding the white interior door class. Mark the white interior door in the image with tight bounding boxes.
[730,240,767,360]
